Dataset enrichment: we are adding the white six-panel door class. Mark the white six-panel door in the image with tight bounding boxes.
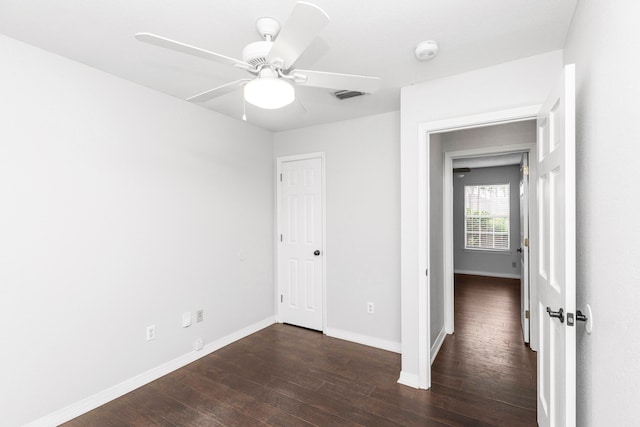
[277,157,324,331]
[537,64,576,427]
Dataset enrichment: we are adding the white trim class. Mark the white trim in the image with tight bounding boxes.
[462,248,513,255]
[325,327,401,353]
[25,317,276,427]
[416,123,430,389]
[454,269,521,280]
[419,105,541,391]
[397,371,421,389]
[445,143,536,333]
[275,152,327,332]
[430,327,447,365]
[420,105,541,136]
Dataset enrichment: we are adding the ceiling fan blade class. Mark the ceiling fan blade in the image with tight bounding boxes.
[292,69,381,94]
[186,79,251,103]
[267,2,330,70]
[135,33,251,70]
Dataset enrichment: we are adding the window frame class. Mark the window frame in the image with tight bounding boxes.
[464,183,511,252]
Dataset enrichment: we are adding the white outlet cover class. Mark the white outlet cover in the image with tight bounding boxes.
[146,325,156,341]
[182,312,192,328]
[194,339,204,351]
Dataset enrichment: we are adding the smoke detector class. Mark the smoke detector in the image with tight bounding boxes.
[415,40,439,61]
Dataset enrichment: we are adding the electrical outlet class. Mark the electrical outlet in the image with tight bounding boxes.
[196,309,204,323]
[146,325,156,341]
[194,338,204,351]
[182,312,192,328]
[367,302,374,314]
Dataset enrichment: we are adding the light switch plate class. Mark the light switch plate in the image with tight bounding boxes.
[182,312,192,328]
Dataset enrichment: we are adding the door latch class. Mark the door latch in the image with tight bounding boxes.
[567,312,574,326]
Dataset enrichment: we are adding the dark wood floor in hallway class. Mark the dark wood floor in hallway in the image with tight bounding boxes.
[64,274,536,426]
[430,274,537,426]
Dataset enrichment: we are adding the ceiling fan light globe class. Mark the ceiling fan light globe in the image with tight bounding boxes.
[244,78,295,109]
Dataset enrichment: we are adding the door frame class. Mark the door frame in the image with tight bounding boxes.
[416,105,541,389]
[275,152,327,332]
[520,152,531,345]
[443,142,538,350]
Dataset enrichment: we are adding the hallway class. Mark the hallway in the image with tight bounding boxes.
[430,274,537,426]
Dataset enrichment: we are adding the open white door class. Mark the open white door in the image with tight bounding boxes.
[520,153,530,344]
[536,64,576,427]
[277,156,324,331]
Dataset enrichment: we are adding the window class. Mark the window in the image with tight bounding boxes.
[464,184,510,251]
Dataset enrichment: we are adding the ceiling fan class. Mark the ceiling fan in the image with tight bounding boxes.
[135,2,381,110]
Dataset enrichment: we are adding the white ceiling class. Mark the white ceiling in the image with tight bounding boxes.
[0,0,577,132]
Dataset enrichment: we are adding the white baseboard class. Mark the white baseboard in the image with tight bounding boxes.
[324,327,401,353]
[430,327,447,365]
[25,316,276,427]
[397,371,420,389]
[454,269,520,280]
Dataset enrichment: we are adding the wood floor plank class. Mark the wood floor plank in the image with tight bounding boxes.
[63,274,536,427]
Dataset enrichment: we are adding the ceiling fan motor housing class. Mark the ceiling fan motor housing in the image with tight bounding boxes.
[242,40,274,68]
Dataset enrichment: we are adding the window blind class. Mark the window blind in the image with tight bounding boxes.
[464,184,510,250]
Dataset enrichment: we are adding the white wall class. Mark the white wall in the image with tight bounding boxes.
[564,2,640,426]
[274,112,401,348]
[400,51,562,383]
[0,35,274,426]
[453,165,521,277]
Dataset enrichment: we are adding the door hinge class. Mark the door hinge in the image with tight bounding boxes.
[525,310,530,319]
[523,166,529,176]
[280,294,283,303]
[524,238,529,247]
[280,234,283,242]
[425,268,428,276]
[280,173,282,182]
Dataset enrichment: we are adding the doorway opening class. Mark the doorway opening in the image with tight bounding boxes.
[443,129,536,346]
[411,106,542,392]
[429,121,539,421]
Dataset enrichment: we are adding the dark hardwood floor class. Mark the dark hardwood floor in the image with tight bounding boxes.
[64,274,536,426]
[430,274,537,426]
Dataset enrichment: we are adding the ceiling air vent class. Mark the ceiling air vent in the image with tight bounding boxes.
[333,90,366,100]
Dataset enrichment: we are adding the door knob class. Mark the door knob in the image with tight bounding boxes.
[546,307,564,323]
[517,247,523,253]
[314,250,321,256]
[576,310,588,322]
